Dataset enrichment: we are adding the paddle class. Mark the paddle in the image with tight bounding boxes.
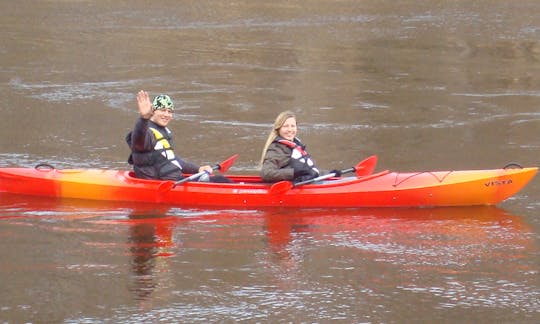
[157,154,239,194]
[269,155,377,195]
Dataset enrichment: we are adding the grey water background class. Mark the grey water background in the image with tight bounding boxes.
[0,1,539,322]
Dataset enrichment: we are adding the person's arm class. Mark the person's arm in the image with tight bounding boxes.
[177,159,202,174]
[130,117,153,152]
[130,90,155,152]
[261,144,294,182]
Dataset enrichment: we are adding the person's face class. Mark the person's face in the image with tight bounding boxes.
[278,117,297,141]
[151,108,173,127]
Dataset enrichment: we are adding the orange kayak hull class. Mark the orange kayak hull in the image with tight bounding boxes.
[0,167,536,208]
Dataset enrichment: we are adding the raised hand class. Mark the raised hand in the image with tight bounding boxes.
[137,90,153,119]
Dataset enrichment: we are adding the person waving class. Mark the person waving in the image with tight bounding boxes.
[126,90,215,181]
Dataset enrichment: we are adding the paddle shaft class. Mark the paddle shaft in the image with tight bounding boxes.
[293,167,355,187]
[173,166,217,186]
[157,154,239,194]
[173,154,238,187]
[268,155,377,195]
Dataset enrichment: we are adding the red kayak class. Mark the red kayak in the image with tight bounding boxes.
[0,156,536,208]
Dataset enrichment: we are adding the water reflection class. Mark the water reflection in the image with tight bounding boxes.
[0,194,178,305]
[259,207,536,288]
[0,193,536,317]
[125,207,175,302]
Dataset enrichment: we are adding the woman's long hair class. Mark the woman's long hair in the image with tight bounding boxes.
[259,110,297,167]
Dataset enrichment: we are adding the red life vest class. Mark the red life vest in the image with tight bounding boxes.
[277,139,320,176]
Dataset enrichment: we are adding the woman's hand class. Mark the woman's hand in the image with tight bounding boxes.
[294,167,318,182]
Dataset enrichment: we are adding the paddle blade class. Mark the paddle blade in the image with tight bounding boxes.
[217,154,239,173]
[354,155,377,177]
[157,181,175,194]
[269,180,293,195]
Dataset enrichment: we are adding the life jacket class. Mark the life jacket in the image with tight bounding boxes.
[148,127,183,169]
[126,126,182,179]
[277,138,320,176]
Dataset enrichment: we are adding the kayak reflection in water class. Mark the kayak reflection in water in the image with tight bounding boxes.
[125,90,230,183]
[127,208,175,303]
[260,110,341,183]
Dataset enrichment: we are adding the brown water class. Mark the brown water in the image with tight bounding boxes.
[1,1,539,323]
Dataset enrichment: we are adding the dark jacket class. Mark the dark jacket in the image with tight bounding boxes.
[126,117,199,180]
[260,136,319,183]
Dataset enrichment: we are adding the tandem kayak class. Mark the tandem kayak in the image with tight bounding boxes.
[0,159,536,208]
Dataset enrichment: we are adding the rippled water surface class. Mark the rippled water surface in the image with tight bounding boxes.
[1,1,539,323]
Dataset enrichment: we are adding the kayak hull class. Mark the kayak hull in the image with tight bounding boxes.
[0,166,536,208]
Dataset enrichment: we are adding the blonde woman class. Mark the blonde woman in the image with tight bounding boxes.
[260,111,339,183]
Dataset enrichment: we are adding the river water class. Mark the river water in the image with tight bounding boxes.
[1,1,539,323]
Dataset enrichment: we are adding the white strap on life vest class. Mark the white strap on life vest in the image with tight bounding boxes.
[149,127,182,170]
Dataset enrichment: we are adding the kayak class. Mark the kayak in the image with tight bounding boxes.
[0,160,536,208]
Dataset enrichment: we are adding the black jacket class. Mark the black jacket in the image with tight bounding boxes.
[126,118,199,180]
